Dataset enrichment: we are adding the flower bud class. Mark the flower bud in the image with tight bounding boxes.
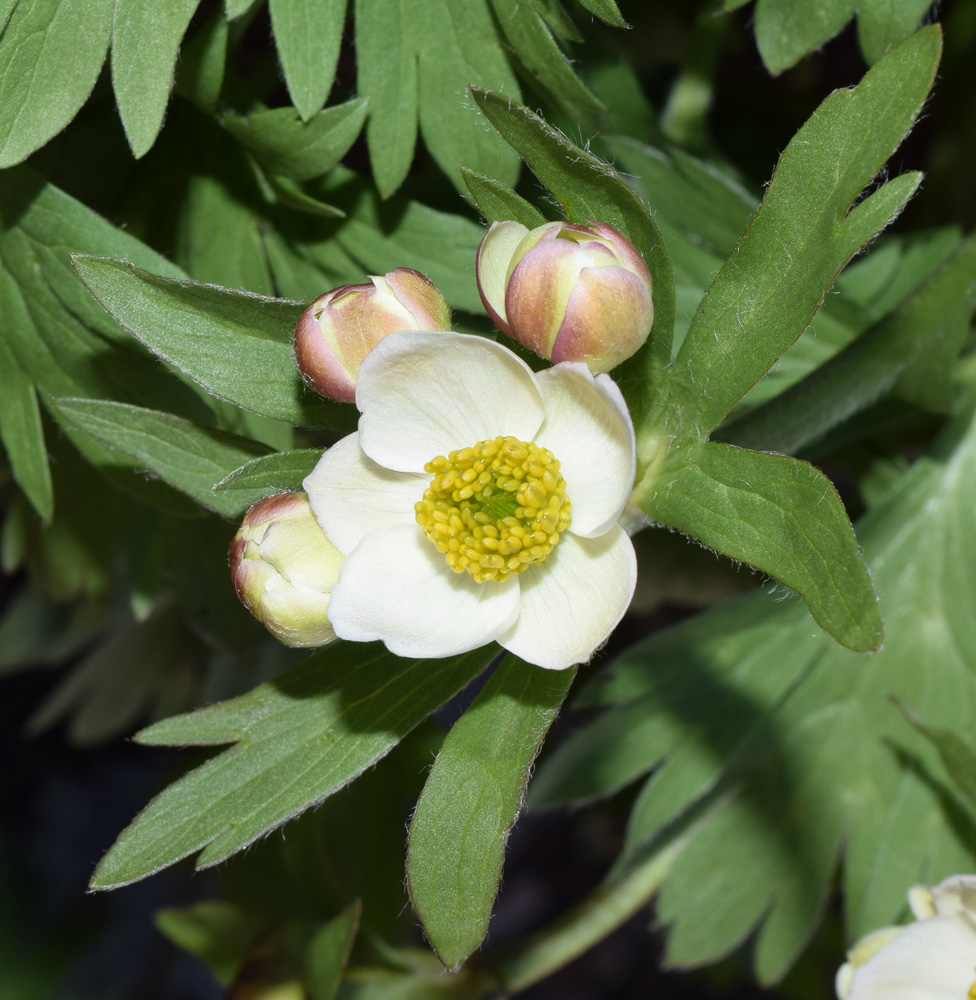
[295,268,451,402]
[229,492,342,647]
[476,220,654,373]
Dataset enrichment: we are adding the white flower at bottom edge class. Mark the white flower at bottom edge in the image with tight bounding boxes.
[836,875,976,1000]
[303,330,638,670]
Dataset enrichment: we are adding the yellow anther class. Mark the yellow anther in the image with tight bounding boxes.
[415,435,572,583]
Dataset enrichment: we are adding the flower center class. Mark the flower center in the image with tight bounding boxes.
[415,435,572,583]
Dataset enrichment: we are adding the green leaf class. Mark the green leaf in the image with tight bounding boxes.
[858,0,933,64]
[305,902,361,1000]
[71,256,355,430]
[572,0,627,28]
[155,901,265,987]
[407,658,575,970]
[665,27,941,437]
[354,0,419,198]
[225,0,255,17]
[223,99,369,182]
[111,0,200,157]
[0,342,52,523]
[90,643,496,889]
[896,703,976,815]
[470,88,675,421]
[321,168,487,313]
[460,169,547,230]
[0,0,113,167]
[213,449,322,507]
[489,0,603,115]
[642,441,881,652]
[357,0,521,198]
[718,234,976,455]
[755,0,857,73]
[51,399,272,518]
[545,384,976,982]
[174,6,228,113]
[269,0,346,120]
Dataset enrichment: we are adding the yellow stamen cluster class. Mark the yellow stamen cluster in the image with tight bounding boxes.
[415,435,572,583]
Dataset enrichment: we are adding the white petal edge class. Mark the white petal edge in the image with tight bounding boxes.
[303,432,426,555]
[356,331,545,473]
[327,523,521,659]
[532,363,636,538]
[498,525,636,670]
[845,915,976,1000]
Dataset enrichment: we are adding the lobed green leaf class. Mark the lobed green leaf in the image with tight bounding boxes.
[666,27,941,437]
[91,643,497,889]
[51,399,273,518]
[71,256,354,430]
[718,234,976,455]
[542,382,976,982]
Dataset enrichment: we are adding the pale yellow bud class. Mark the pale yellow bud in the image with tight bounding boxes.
[229,492,342,647]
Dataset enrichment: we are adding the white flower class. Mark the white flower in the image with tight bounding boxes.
[303,330,638,670]
[836,875,976,1000]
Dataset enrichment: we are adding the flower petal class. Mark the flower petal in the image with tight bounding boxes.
[303,432,426,555]
[356,331,546,472]
[327,524,521,658]
[498,525,636,669]
[845,915,976,999]
[532,363,636,537]
[476,220,528,332]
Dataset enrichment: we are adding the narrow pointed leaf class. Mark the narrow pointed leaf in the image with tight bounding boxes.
[897,705,976,814]
[222,99,369,182]
[111,0,200,157]
[305,902,361,1000]
[269,0,347,121]
[408,658,575,969]
[71,256,354,430]
[0,0,113,167]
[174,7,228,113]
[755,0,856,73]
[858,0,933,64]
[0,350,52,523]
[489,0,603,115]
[471,87,675,420]
[91,643,497,889]
[668,28,941,437]
[572,0,627,28]
[460,169,547,229]
[644,441,881,651]
[213,449,323,505]
[51,399,271,518]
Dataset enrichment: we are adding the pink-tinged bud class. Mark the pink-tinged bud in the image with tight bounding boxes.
[229,492,342,647]
[476,220,654,373]
[294,268,451,402]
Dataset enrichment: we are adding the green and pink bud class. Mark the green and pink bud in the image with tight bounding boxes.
[295,268,451,403]
[229,492,342,647]
[476,220,654,373]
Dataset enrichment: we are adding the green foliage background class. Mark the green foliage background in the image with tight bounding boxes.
[2,0,976,997]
